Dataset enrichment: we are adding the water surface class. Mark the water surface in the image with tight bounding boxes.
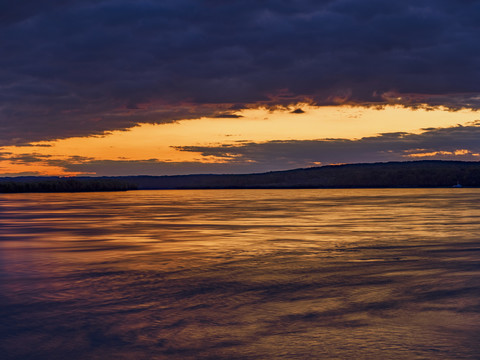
[1,189,480,359]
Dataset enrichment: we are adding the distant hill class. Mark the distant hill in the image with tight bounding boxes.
[1,161,480,193]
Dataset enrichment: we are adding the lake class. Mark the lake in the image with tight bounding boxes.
[1,189,480,359]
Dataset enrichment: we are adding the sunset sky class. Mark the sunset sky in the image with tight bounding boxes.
[1,0,480,176]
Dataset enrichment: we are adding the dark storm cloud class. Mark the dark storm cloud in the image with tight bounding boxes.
[1,0,480,145]
[0,151,275,175]
[213,114,244,118]
[174,122,480,167]
[0,151,13,160]
[12,143,53,147]
[291,108,305,114]
[0,152,94,167]
[4,153,54,163]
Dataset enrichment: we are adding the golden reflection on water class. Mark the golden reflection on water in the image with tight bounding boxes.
[1,189,480,359]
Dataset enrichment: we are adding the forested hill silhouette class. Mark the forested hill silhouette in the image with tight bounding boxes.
[120,161,480,189]
[2,161,479,193]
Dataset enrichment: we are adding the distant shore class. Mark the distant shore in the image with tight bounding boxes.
[0,178,138,193]
[1,160,480,193]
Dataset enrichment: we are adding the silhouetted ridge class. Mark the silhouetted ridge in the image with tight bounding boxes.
[2,161,480,192]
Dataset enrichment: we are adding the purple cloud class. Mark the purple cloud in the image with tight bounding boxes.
[1,0,480,145]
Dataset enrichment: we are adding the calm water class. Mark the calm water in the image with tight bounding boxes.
[1,189,480,359]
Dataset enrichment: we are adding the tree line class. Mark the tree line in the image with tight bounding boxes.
[0,178,138,193]
[2,161,480,192]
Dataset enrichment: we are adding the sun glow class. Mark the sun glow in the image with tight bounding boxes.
[0,161,83,177]
[406,149,480,158]
[1,105,479,176]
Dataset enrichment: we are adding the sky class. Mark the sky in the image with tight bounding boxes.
[1,0,480,176]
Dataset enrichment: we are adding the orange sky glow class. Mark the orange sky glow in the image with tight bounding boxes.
[1,104,479,176]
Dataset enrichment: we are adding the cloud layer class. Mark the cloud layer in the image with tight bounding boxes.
[2,123,479,176]
[1,0,480,145]
[173,122,480,169]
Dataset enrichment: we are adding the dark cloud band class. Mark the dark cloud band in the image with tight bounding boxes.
[1,0,480,144]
